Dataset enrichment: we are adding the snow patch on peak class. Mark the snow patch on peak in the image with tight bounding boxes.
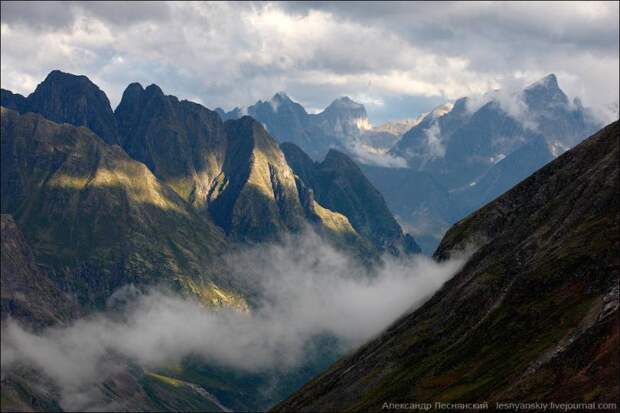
[430,101,454,119]
[355,117,372,131]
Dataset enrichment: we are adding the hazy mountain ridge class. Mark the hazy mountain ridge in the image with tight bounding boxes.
[274,120,620,412]
[215,75,605,254]
[218,93,404,161]
[392,74,601,189]
[370,74,606,253]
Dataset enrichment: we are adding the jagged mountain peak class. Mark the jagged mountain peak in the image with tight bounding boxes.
[271,91,291,102]
[32,70,111,106]
[126,81,144,90]
[523,73,568,106]
[267,91,299,112]
[144,83,166,97]
[229,114,261,126]
[41,69,92,85]
[19,69,120,145]
[323,148,359,169]
[282,142,421,255]
[526,73,559,90]
[326,96,365,111]
[122,82,145,97]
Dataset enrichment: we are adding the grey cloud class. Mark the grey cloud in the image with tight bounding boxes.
[1,1,75,29]
[1,1,170,30]
[1,1,618,125]
[283,1,619,55]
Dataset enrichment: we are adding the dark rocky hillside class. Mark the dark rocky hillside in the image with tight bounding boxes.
[1,214,80,328]
[274,121,619,411]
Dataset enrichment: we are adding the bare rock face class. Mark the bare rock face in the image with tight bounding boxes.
[219,94,373,160]
[274,121,619,412]
[115,81,415,249]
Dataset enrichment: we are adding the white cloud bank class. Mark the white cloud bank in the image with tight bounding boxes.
[1,232,470,411]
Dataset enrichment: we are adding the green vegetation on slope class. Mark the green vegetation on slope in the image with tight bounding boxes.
[1,107,247,310]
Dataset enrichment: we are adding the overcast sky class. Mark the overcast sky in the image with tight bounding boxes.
[1,1,618,124]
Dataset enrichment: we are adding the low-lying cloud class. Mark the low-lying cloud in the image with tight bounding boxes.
[346,140,408,167]
[1,231,470,411]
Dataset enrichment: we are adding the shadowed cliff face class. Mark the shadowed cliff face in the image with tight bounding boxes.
[116,83,229,210]
[274,121,620,412]
[0,107,246,310]
[281,142,421,255]
[206,116,306,241]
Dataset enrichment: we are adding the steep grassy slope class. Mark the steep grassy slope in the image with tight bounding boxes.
[274,121,619,411]
[1,107,246,310]
[1,214,80,328]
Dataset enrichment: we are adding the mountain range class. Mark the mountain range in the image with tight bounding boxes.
[0,70,419,411]
[385,74,603,252]
[221,74,605,253]
[1,69,618,412]
[1,70,418,257]
[216,92,410,161]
